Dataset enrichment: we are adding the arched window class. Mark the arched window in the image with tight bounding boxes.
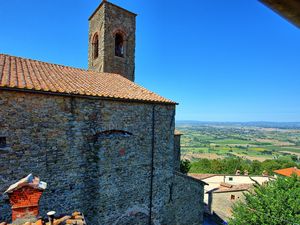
[115,33,124,57]
[92,33,99,59]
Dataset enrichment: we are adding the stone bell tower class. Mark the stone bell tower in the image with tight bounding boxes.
[88,0,136,82]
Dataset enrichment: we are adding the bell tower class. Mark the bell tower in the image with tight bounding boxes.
[88,0,136,82]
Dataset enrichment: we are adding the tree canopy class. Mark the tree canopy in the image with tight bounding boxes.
[180,159,191,174]
[229,175,300,225]
[190,157,298,175]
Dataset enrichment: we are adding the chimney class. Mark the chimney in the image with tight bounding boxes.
[47,211,56,225]
[4,174,47,222]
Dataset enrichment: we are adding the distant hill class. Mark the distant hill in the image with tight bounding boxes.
[176,121,300,129]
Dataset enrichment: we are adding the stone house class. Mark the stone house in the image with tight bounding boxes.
[206,183,253,221]
[0,1,205,224]
[189,173,273,206]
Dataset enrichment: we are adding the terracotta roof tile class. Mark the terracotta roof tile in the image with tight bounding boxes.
[209,183,253,193]
[188,173,218,180]
[274,167,300,177]
[0,211,87,225]
[0,54,176,104]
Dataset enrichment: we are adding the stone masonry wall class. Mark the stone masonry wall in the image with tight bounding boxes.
[0,90,175,225]
[210,191,246,220]
[164,172,205,225]
[88,2,136,81]
[88,4,105,73]
[174,135,181,171]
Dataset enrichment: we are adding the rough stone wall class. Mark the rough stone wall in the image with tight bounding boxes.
[88,2,136,81]
[88,4,105,74]
[164,172,205,225]
[0,90,175,225]
[209,191,246,220]
[173,135,181,171]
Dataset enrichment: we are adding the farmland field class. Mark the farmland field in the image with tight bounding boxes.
[177,121,300,162]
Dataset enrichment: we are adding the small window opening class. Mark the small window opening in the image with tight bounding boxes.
[231,195,235,200]
[97,130,132,139]
[229,177,233,181]
[93,34,99,59]
[115,33,124,57]
[0,137,7,148]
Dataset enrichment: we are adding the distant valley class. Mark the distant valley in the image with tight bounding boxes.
[176,121,300,162]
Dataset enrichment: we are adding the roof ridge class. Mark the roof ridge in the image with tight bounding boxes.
[0,53,87,72]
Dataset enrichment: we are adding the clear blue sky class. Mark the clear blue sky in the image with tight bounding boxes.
[1,0,299,122]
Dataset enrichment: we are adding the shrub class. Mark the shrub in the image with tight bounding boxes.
[229,175,300,225]
[180,159,191,174]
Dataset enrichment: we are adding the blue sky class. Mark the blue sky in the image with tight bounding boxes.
[1,0,299,122]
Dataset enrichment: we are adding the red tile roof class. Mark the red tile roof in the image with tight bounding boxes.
[189,173,218,180]
[274,167,300,177]
[0,54,176,104]
[0,211,86,225]
[209,183,253,193]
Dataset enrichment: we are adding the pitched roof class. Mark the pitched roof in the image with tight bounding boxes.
[0,54,176,104]
[208,183,253,193]
[274,167,300,177]
[188,173,217,180]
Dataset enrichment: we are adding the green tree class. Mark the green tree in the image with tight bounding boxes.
[180,159,191,174]
[251,160,262,175]
[261,160,282,175]
[229,176,300,225]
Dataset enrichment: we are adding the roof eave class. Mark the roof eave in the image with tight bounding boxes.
[259,0,300,28]
[175,171,209,186]
[211,189,251,194]
[0,87,178,105]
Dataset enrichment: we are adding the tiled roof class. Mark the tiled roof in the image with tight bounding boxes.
[209,183,253,193]
[0,54,176,104]
[274,167,300,177]
[189,173,217,180]
[0,211,86,225]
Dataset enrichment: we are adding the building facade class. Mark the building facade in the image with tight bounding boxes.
[0,1,205,224]
[190,173,273,205]
[207,183,252,221]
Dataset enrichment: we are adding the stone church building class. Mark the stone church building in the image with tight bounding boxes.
[0,1,204,224]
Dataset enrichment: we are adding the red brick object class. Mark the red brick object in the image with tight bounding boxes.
[8,186,43,221]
